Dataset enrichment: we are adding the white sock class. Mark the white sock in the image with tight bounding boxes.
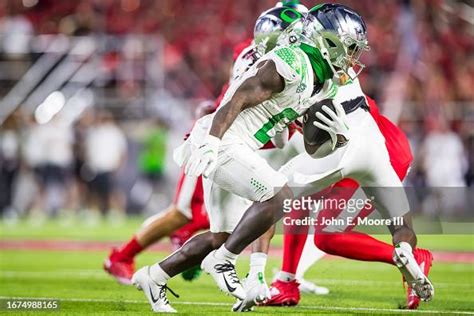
[215,245,238,264]
[394,241,424,279]
[249,252,267,277]
[278,271,295,282]
[397,241,413,254]
[149,263,170,284]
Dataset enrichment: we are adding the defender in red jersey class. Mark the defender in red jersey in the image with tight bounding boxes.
[266,97,432,310]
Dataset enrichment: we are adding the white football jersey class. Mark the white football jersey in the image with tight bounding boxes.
[213,44,337,150]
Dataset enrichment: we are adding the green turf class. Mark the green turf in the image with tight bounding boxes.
[1,219,473,314]
[0,218,147,242]
[1,218,473,252]
[0,249,473,315]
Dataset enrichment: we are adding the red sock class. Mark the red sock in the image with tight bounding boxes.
[281,233,308,274]
[281,199,310,274]
[314,232,394,265]
[115,236,143,262]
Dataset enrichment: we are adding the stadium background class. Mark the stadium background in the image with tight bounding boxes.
[0,0,473,314]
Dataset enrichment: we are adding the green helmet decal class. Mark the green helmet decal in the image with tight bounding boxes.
[309,4,325,12]
[282,0,300,5]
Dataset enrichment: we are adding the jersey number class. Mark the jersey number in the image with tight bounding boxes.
[254,108,299,144]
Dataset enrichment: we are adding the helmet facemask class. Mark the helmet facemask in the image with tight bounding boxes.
[337,32,370,79]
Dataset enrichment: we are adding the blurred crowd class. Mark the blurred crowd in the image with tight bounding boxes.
[0,108,170,224]
[0,0,473,221]
[2,0,472,99]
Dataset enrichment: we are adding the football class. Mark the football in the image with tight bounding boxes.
[303,99,336,158]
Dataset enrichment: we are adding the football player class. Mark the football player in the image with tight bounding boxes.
[130,3,314,313]
[104,2,315,288]
[198,3,434,308]
[103,37,264,285]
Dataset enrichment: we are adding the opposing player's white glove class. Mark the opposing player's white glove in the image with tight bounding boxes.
[271,127,289,149]
[313,102,350,150]
[173,139,191,167]
[184,134,220,177]
[232,272,271,312]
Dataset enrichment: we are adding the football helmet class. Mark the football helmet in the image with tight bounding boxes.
[301,4,370,80]
[254,4,307,54]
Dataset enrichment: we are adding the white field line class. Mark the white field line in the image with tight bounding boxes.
[1,270,472,288]
[0,296,473,315]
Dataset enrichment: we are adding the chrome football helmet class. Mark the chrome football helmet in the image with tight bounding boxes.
[254,4,307,54]
[301,4,370,80]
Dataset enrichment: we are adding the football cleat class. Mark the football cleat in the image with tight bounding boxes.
[103,248,134,285]
[393,243,434,302]
[264,279,300,306]
[201,250,246,300]
[298,278,330,295]
[232,272,271,312]
[132,266,178,313]
[406,248,434,309]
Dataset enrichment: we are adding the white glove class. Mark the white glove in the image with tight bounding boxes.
[313,102,350,150]
[271,127,289,149]
[173,139,192,167]
[184,134,220,177]
[232,272,271,312]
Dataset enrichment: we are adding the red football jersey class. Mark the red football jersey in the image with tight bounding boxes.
[366,96,413,179]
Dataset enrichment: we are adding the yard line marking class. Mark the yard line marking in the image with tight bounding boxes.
[0,296,230,306]
[1,296,473,315]
[297,305,474,315]
[1,271,106,278]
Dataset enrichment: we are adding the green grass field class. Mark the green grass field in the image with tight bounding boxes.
[1,219,473,315]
